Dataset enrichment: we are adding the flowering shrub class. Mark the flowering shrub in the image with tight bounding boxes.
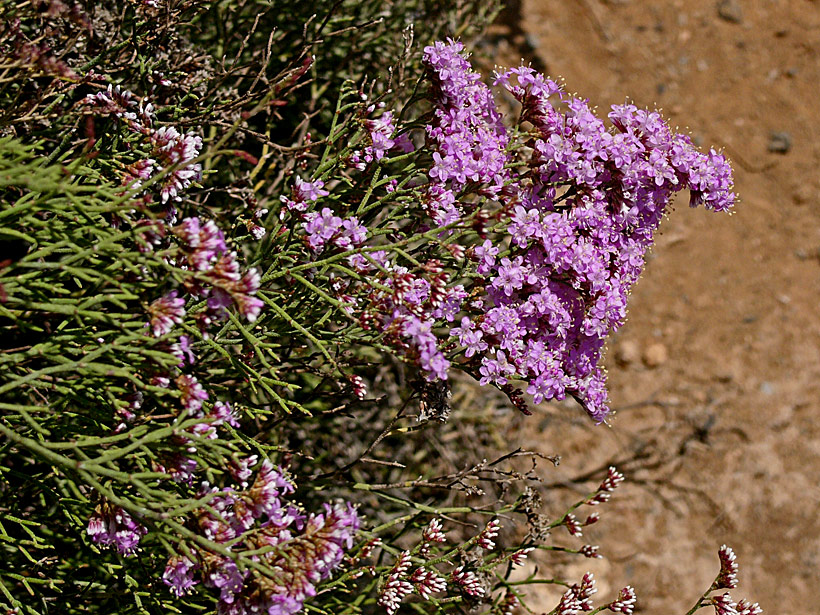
[0,1,759,615]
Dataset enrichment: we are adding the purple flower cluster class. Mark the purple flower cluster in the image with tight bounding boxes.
[303,208,367,252]
[280,173,370,256]
[147,290,186,337]
[358,260,467,381]
[422,40,509,196]
[89,88,262,345]
[350,104,414,170]
[173,217,264,325]
[417,40,510,228]
[163,556,197,597]
[86,502,147,556]
[281,177,329,214]
[160,460,359,614]
[416,44,736,421]
[303,40,737,422]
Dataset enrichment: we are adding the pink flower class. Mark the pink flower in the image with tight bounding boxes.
[147,291,186,336]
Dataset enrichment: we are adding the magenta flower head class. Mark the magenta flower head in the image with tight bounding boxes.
[293,176,329,203]
[175,374,209,415]
[162,556,198,597]
[174,217,227,271]
[248,459,295,518]
[86,502,147,556]
[149,126,203,203]
[715,544,740,590]
[147,290,186,337]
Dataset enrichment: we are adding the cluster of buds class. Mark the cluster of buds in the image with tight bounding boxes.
[419,517,447,557]
[587,466,625,505]
[500,592,521,615]
[712,592,738,615]
[378,551,414,615]
[423,518,447,544]
[579,544,602,559]
[606,586,637,614]
[147,291,186,337]
[451,566,485,597]
[347,374,368,399]
[714,544,739,590]
[703,546,762,615]
[556,585,586,615]
[86,502,147,556]
[476,518,501,550]
[570,572,598,612]
[736,599,764,615]
[554,575,633,615]
[409,567,447,600]
[509,547,534,568]
[563,510,599,537]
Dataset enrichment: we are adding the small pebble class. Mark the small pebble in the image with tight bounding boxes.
[615,340,641,366]
[717,0,743,23]
[643,343,668,368]
[791,185,811,204]
[768,132,792,154]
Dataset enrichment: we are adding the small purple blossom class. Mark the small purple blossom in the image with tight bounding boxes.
[479,350,516,386]
[450,317,487,358]
[294,177,329,202]
[86,503,147,556]
[171,335,195,365]
[147,291,186,337]
[303,208,343,251]
[176,374,208,415]
[163,556,198,597]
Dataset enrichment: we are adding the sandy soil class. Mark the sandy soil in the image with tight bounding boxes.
[490,1,820,613]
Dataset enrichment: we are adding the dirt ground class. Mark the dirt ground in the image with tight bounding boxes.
[489,1,820,613]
